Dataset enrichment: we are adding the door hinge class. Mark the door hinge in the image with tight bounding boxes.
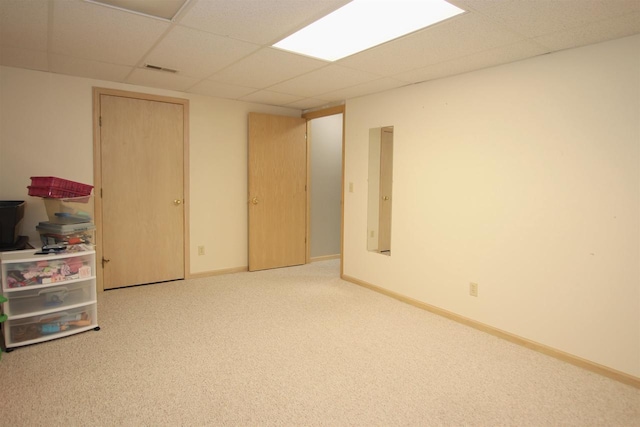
[100,188,103,198]
[305,133,307,140]
[99,116,102,126]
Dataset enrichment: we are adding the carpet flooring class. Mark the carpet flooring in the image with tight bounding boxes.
[1,260,638,426]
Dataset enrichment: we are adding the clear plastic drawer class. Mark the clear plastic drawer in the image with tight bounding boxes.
[5,304,97,345]
[3,252,93,290]
[4,280,96,317]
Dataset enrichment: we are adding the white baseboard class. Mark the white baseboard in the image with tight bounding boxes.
[310,254,341,262]
[342,274,640,389]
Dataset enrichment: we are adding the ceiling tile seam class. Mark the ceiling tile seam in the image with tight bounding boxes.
[467,9,554,49]
[171,3,192,24]
[187,83,264,99]
[310,77,410,101]
[171,2,347,48]
[170,26,268,83]
[169,0,195,23]
[588,10,640,25]
[254,61,388,98]
[193,45,335,93]
[238,88,307,102]
[190,47,277,87]
[469,7,630,43]
[384,38,553,82]
[84,0,177,23]
[530,12,640,46]
[182,69,264,94]
[124,19,186,82]
[46,50,135,73]
[334,61,408,81]
[172,21,245,44]
[232,62,338,97]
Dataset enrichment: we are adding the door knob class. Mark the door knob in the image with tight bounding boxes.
[173,199,182,205]
[382,196,390,201]
[251,197,259,205]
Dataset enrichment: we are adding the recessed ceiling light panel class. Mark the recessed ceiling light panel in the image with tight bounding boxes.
[273,0,465,62]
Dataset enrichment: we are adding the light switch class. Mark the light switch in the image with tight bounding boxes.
[349,182,354,193]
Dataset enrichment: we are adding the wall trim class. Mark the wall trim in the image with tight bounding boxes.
[342,274,640,389]
[188,266,248,279]
[302,104,345,120]
[310,254,341,262]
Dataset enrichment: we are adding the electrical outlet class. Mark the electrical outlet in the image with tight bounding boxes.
[469,282,478,297]
[198,246,205,256]
[370,230,374,238]
[349,182,354,193]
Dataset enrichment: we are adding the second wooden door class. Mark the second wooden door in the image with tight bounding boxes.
[248,113,307,271]
[98,92,186,289]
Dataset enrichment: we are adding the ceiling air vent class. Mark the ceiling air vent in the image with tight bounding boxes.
[143,64,178,73]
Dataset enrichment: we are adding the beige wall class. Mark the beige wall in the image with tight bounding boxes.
[2,34,638,378]
[343,34,640,377]
[0,66,299,274]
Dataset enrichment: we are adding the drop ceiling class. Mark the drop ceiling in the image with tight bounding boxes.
[1,0,639,111]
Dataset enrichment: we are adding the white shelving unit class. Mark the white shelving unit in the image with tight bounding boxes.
[0,245,99,350]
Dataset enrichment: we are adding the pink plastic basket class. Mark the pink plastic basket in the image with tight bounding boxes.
[28,177,93,198]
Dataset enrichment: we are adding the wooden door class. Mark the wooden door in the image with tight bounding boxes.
[378,127,393,253]
[248,113,307,271]
[99,93,185,289]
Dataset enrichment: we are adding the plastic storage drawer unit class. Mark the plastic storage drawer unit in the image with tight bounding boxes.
[1,245,99,350]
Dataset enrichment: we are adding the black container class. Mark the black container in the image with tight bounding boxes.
[0,201,25,247]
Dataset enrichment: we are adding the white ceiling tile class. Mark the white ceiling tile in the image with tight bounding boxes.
[90,0,188,20]
[480,0,640,38]
[320,77,410,101]
[188,79,257,99]
[269,65,381,98]
[209,48,328,88]
[144,25,260,79]
[126,67,199,91]
[178,0,351,44]
[534,13,640,51]
[239,90,303,106]
[395,40,549,83]
[2,0,639,109]
[51,0,170,65]
[338,13,525,76]
[0,46,48,71]
[0,0,48,51]
[49,54,133,82]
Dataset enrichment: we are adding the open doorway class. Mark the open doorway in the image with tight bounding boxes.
[303,106,344,267]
